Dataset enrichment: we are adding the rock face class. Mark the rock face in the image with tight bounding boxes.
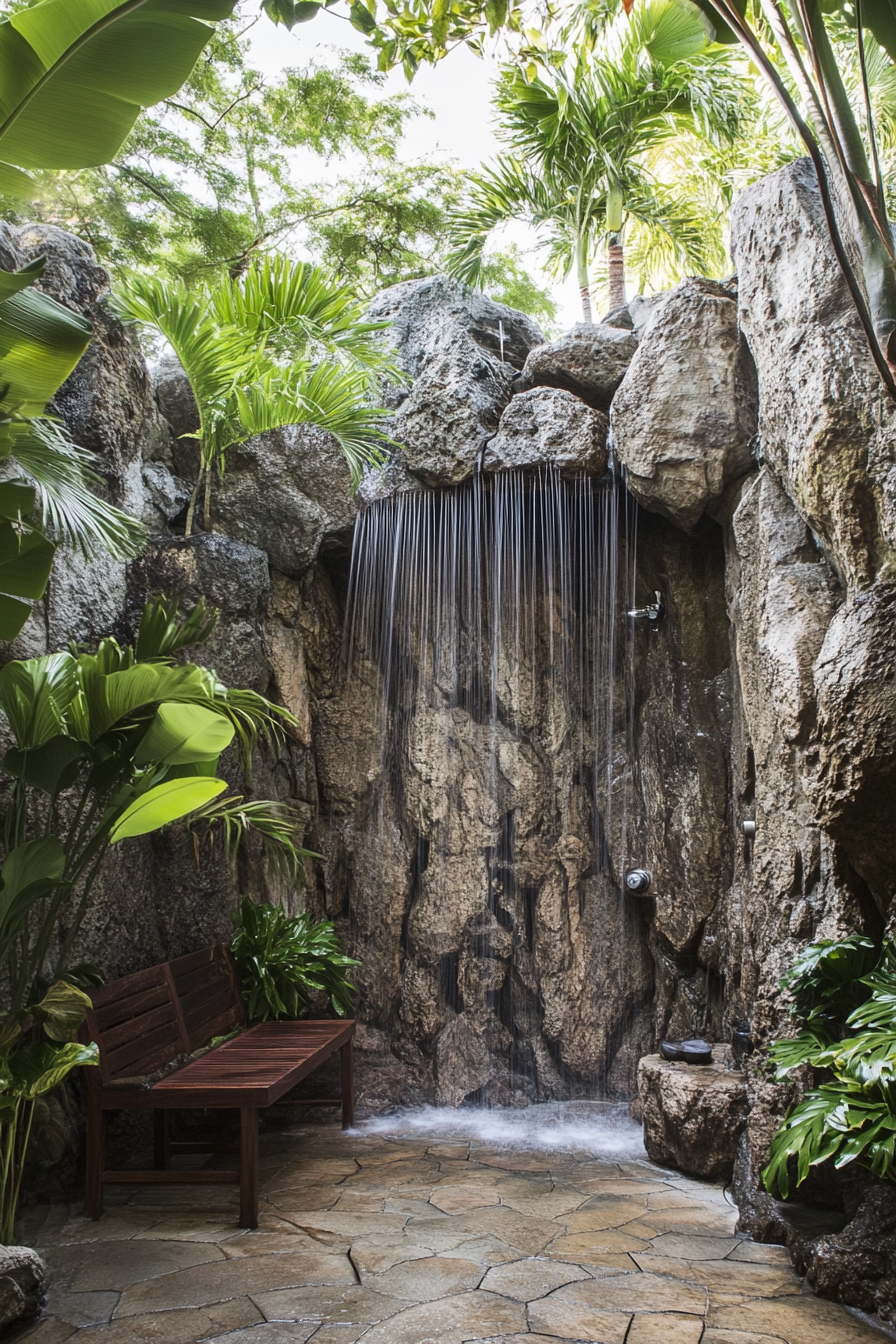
[365,276,544,487]
[611,277,757,531]
[483,387,609,475]
[638,1049,748,1179]
[0,1247,46,1331]
[518,324,637,407]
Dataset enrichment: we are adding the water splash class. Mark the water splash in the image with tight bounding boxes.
[356,1101,647,1158]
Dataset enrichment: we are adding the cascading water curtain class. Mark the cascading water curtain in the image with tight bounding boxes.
[343,466,641,1102]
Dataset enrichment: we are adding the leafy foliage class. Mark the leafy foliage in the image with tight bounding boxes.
[446,1,745,318]
[231,898,359,1022]
[0,595,307,1012]
[0,978,98,1242]
[763,935,896,1199]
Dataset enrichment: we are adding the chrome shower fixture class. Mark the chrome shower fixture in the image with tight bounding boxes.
[627,591,663,621]
[625,869,652,894]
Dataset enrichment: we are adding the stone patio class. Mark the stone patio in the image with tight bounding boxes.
[15,1115,894,1344]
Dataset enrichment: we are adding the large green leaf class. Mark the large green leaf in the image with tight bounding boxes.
[4,734,88,796]
[133,701,235,767]
[109,775,227,841]
[0,258,45,302]
[6,1039,98,1098]
[0,836,66,948]
[0,653,80,749]
[83,661,218,740]
[31,979,92,1042]
[0,0,239,188]
[0,283,93,417]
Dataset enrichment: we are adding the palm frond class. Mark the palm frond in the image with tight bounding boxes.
[4,419,146,561]
[190,796,311,881]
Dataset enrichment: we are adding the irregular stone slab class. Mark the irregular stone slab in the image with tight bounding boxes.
[360,1290,527,1344]
[526,1298,631,1342]
[610,276,756,531]
[518,324,638,407]
[480,1259,590,1301]
[63,1298,263,1343]
[627,1313,705,1343]
[637,1051,748,1180]
[45,1238,223,1292]
[707,1292,889,1342]
[430,1186,501,1213]
[552,1269,707,1314]
[253,1282,406,1326]
[645,1232,742,1261]
[483,387,609,476]
[0,1246,45,1332]
[730,157,896,588]
[368,1255,484,1301]
[114,1251,356,1316]
[632,1252,800,1304]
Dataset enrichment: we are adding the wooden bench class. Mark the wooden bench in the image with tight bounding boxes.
[82,943,355,1227]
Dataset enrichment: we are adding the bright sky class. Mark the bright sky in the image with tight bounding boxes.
[243,11,586,329]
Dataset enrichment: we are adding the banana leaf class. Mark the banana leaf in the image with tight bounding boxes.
[108,775,227,841]
[133,701,235,767]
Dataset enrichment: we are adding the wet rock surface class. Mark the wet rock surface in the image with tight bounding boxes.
[638,1049,748,1180]
[0,1246,45,1332]
[518,323,637,407]
[611,277,757,531]
[483,386,609,474]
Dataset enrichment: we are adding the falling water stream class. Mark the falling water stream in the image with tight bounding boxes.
[342,465,646,1108]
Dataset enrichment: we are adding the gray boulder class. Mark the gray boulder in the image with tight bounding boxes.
[519,323,637,407]
[366,273,544,376]
[214,424,357,575]
[365,276,545,486]
[638,1048,748,1180]
[611,277,757,531]
[152,350,200,461]
[731,158,896,590]
[483,386,609,475]
[357,456,425,507]
[0,1246,45,1331]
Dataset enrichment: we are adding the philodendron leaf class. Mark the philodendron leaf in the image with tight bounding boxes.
[109,776,228,842]
[133,701,235,767]
[32,979,92,1042]
[7,1040,98,1099]
[0,836,66,943]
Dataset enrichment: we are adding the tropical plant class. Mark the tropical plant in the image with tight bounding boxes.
[763,935,896,1198]
[0,594,307,1013]
[230,898,359,1022]
[446,0,744,318]
[0,978,98,1243]
[114,257,397,535]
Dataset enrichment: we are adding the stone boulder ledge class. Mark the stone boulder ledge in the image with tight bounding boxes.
[638,1048,748,1181]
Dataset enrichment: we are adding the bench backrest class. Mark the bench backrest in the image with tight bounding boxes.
[85,944,244,1085]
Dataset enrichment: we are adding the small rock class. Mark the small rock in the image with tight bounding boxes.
[483,387,609,476]
[519,324,638,407]
[638,1048,748,1180]
[0,1246,45,1331]
[601,303,634,330]
[611,276,757,531]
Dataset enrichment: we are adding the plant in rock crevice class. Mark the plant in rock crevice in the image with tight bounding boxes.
[114,256,398,535]
[763,934,896,1198]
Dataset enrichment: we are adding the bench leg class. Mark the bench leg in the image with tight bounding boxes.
[153,1110,170,1169]
[239,1106,259,1229]
[340,1041,354,1130]
[85,1090,105,1220]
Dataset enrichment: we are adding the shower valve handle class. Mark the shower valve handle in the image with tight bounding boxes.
[625,869,652,894]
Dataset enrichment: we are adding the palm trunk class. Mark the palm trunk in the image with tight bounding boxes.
[576,240,593,323]
[184,474,202,538]
[608,237,625,311]
[202,462,213,533]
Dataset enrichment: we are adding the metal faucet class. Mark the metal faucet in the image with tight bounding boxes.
[627,591,663,621]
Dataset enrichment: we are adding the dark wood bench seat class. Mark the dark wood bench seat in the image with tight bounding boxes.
[83,944,355,1227]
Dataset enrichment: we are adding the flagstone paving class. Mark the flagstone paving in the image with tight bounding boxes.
[16,1123,895,1344]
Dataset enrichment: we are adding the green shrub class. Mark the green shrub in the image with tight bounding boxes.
[763,935,896,1198]
[230,899,359,1024]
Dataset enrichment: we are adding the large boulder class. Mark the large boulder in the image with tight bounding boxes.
[0,1246,45,1332]
[483,387,609,475]
[365,276,544,486]
[518,323,638,408]
[638,1049,748,1179]
[611,277,757,531]
[152,349,200,450]
[811,582,896,908]
[730,157,896,589]
[214,424,357,575]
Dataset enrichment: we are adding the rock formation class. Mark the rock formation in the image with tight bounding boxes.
[3,154,896,1325]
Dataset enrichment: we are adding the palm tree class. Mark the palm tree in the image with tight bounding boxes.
[447,0,744,319]
[116,257,399,535]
